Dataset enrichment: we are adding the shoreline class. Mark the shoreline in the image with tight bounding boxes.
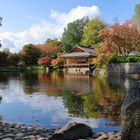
[0,121,121,140]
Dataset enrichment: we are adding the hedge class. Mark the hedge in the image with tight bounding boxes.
[109,56,140,63]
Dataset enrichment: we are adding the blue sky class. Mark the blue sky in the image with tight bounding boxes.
[0,0,139,52]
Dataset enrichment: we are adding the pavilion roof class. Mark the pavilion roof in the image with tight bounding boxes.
[62,45,96,58]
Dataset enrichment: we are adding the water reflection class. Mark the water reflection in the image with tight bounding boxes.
[0,72,18,90]
[37,72,93,96]
[0,71,134,132]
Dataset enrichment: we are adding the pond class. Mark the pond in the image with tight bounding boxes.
[0,71,136,132]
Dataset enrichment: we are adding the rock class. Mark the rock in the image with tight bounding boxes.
[108,134,117,140]
[49,133,64,140]
[98,132,108,139]
[2,138,13,140]
[5,134,15,138]
[27,135,36,140]
[0,121,121,140]
[121,81,140,140]
[92,133,102,139]
[108,132,116,136]
[94,138,106,140]
[16,132,25,137]
[48,122,93,140]
[37,138,47,140]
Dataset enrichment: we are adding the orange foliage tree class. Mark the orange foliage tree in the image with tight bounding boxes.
[95,21,140,66]
[51,57,65,67]
[40,39,61,57]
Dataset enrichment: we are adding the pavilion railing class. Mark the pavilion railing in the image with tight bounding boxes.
[64,63,90,68]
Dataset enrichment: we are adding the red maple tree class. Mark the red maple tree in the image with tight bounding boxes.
[38,57,52,66]
[95,21,140,66]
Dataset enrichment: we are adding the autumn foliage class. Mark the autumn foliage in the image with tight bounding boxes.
[38,57,52,66]
[40,39,61,57]
[51,57,65,67]
[95,21,140,66]
[41,44,60,54]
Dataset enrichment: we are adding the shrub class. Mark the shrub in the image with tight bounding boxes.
[109,56,140,63]
[38,57,52,66]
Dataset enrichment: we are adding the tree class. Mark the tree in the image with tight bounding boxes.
[38,57,52,66]
[51,57,64,68]
[61,17,89,52]
[0,17,2,48]
[133,3,140,31]
[0,48,20,66]
[40,38,61,57]
[0,51,8,66]
[19,44,41,65]
[7,53,20,66]
[95,21,140,66]
[2,48,10,55]
[81,18,106,48]
[0,17,2,26]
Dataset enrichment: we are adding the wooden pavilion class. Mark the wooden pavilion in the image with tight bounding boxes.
[62,45,96,73]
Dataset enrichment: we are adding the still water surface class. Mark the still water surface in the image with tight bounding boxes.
[0,71,135,132]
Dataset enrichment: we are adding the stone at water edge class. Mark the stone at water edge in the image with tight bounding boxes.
[121,81,140,140]
[48,122,93,140]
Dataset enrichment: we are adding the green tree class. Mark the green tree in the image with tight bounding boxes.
[45,38,60,46]
[61,17,89,52]
[2,48,10,55]
[81,18,106,48]
[7,53,20,66]
[0,17,2,48]
[19,44,41,65]
[133,3,140,31]
[0,17,2,26]
[0,51,8,66]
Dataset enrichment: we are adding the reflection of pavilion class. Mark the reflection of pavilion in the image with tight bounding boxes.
[63,73,93,94]
[37,72,93,96]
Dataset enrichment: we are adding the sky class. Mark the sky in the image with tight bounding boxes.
[0,0,139,52]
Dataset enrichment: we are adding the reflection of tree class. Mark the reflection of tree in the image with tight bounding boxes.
[91,78,125,124]
[82,94,103,118]
[21,72,39,94]
[0,72,17,83]
[61,90,84,116]
[61,77,125,125]
[23,86,38,94]
[20,71,126,125]
[0,96,2,103]
[0,72,19,89]
[0,116,2,122]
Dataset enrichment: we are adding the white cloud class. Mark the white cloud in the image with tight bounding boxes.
[0,5,100,52]
[50,5,100,25]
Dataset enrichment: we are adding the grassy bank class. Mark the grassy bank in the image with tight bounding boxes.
[0,66,21,72]
[0,65,46,72]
